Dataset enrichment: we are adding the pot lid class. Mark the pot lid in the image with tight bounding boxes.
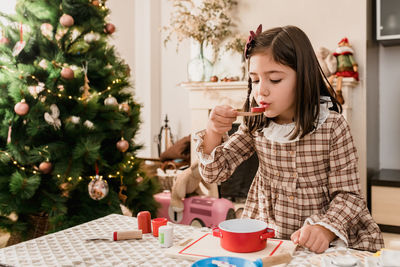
[219,219,267,233]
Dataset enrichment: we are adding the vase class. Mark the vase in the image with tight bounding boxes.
[187,42,213,82]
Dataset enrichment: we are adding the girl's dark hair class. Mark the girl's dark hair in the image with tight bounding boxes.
[244,25,341,139]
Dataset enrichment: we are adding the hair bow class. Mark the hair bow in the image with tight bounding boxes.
[244,24,262,59]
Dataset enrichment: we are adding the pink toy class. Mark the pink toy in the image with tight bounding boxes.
[154,191,236,228]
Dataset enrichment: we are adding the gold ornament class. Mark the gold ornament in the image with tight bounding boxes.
[119,185,127,204]
[119,103,130,113]
[81,73,91,100]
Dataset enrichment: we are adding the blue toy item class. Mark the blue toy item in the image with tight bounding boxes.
[191,252,292,267]
[191,256,262,267]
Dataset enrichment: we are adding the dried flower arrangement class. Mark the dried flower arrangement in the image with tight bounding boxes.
[225,33,247,58]
[162,0,237,54]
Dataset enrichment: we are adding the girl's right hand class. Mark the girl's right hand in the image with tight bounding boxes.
[203,105,238,155]
[206,105,238,136]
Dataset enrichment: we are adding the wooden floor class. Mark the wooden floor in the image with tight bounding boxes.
[382,232,400,249]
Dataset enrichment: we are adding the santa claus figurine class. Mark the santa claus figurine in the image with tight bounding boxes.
[329,37,359,105]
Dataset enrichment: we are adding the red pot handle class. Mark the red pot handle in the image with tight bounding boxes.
[212,227,222,238]
[260,228,275,240]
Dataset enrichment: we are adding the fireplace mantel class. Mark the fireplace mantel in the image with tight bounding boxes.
[181,81,248,110]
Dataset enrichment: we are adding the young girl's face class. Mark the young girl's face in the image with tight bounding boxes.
[249,50,297,124]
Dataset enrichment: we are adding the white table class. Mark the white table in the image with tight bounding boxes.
[0,214,372,267]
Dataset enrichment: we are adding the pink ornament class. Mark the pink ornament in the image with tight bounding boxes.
[105,23,116,34]
[59,14,74,27]
[0,37,10,45]
[14,100,29,116]
[116,139,129,152]
[39,161,52,174]
[61,67,74,80]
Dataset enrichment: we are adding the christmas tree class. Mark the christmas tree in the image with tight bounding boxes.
[0,0,159,242]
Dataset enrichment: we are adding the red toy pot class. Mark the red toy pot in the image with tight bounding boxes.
[212,219,275,253]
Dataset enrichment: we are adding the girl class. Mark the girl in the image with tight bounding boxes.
[194,25,384,253]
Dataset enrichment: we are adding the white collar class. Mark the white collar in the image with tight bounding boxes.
[261,97,332,143]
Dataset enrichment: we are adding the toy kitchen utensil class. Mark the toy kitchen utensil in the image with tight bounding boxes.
[152,217,168,237]
[158,225,174,248]
[137,211,152,234]
[192,252,292,267]
[213,219,275,253]
[85,230,142,241]
[237,107,265,117]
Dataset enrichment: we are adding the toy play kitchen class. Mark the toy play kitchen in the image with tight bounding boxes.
[212,219,275,253]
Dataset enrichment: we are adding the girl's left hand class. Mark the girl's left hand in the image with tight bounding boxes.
[290,224,336,254]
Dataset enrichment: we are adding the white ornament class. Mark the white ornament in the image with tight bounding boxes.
[104,95,118,106]
[88,175,109,200]
[28,82,45,98]
[44,104,61,130]
[70,28,82,42]
[38,59,48,69]
[40,23,54,40]
[84,32,100,43]
[12,41,26,56]
[55,28,68,41]
[84,120,94,129]
[70,116,80,124]
[39,95,47,103]
[69,65,79,71]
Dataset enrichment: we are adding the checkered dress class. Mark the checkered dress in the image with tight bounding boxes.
[195,111,384,252]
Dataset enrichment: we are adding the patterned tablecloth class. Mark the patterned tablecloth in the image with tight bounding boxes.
[0,214,373,267]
